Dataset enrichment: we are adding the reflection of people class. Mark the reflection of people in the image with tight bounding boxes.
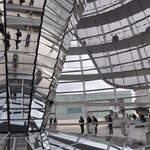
[79,116,84,134]
[86,115,92,134]
[108,114,113,134]
[16,29,22,49]
[25,27,32,47]
[92,116,98,135]
[0,10,3,36]
[5,31,11,50]
[35,69,42,85]
[13,53,18,68]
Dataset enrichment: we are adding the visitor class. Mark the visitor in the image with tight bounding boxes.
[35,69,42,85]
[16,29,22,49]
[5,31,11,50]
[19,0,25,5]
[83,40,86,46]
[112,34,119,43]
[13,53,18,68]
[86,115,92,134]
[49,117,53,128]
[17,13,20,17]
[25,26,32,47]
[140,113,146,122]
[53,117,57,130]
[29,0,34,6]
[132,113,137,120]
[108,114,113,134]
[78,116,84,134]
[92,116,98,135]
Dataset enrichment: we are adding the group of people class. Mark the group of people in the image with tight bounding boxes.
[79,115,114,135]
[78,115,98,135]
[49,117,57,129]
[5,26,32,51]
[8,0,34,6]
[112,34,119,43]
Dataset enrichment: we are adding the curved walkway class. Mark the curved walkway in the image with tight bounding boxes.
[60,68,150,81]
[6,15,40,28]
[68,31,150,55]
[6,3,42,13]
[77,0,150,29]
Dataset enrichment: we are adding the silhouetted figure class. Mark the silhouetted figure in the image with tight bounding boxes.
[83,40,86,46]
[16,29,22,49]
[0,24,3,36]
[86,115,92,134]
[79,116,84,134]
[17,13,20,17]
[49,117,53,128]
[5,31,11,50]
[13,54,18,68]
[112,34,119,42]
[132,113,137,120]
[92,116,98,135]
[29,0,34,6]
[8,0,13,4]
[19,0,25,5]
[0,10,3,36]
[53,117,57,130]
[35,69,42,85]
[25,27,32,47]
[140,114,146,122]
[108,114,113,134]
[12,91,16,100]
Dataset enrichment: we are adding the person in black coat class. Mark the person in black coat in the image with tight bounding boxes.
[16,29,22,49]
[86,115,92,134]
[5,31,11,50]
[92,116,98,134]
[108,114,113,134]
[79,116,84,134]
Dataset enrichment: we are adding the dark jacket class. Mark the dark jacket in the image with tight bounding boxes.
[79,118,84,125]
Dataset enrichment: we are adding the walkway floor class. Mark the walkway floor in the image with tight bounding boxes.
[57,124,147,147]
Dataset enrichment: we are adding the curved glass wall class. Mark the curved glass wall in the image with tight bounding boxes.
[68,0,150,89]
[55,0,150,121]
[0,0,84,133]
[56,53,135,120]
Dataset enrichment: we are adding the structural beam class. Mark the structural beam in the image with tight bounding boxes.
[60,68,150,81]
[6,3,42,13]
[68,31,150,55]
[77,0,150,29]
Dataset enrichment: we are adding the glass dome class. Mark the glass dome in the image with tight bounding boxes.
[56,0,150,120]
[0,0,149,133]
[68,0,150,89]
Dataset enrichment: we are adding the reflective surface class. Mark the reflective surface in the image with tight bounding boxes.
[0,0,84,133]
